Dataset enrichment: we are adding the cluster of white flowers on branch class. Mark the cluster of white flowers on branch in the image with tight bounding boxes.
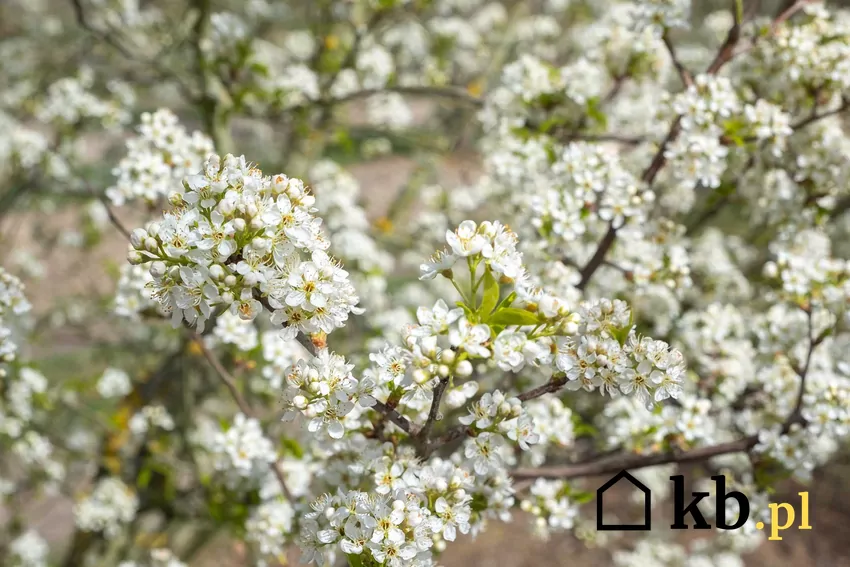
[126,153,361,334]
[5,0,850,566]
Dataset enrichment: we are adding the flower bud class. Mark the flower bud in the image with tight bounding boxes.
[232,218,246,232]
[130,228,147,249]
[221,291,234,304]
[217,198,235,215]
[144,237,159,253]
[763,261,778,278]
[209,264,225,280]
[127,250,144,265]
[168,192,183,207]
[224,275,237,287]
[149,261,167,279]
[413,368,430,384]
[438,364,450,377]
[455,360,473,377]
[147,222,160,236]
[252,237,269,252]
[440,349,456,364]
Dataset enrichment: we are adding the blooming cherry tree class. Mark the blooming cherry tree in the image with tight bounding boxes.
[1,0,850,566]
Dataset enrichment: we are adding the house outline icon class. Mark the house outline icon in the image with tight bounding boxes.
[596,470,652,531]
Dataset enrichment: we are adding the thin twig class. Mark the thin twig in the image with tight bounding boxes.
[663,32,695,88]
[791,97,850,131]
[785,305,829,430]
[372,400,415,434]
[417,377,450,443]
[563,133,646,146]
[193,334,294,502]
[772,0,815,32]
[424,376,570,456]
[195,335,253,415]
[575,5,754,290]
[99,197,132,242]
[511,435,759,480]
[319,86,483,109]
[517,376,568,402]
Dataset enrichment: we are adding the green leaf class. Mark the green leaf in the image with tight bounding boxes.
[347,554,365,567]
[572,490,595,504]
[137,466,152,489]
[479,270,500,318]
[487,308,540,327]
[495,291,517,312]
[456,301,476,320]
[586,97,608,129]
[280,437,304,459]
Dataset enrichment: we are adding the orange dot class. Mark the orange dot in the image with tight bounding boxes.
[755,522,765,530]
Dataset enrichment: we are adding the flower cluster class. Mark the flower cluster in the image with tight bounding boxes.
[7,530,49,567]
[519,479,579,539]
[128,404,175,436]
[555,302,687,405]
[126,153,361,334]
[206,413,277,485]
[281,349,376,439]
[35,69,131,127]
[10,1,850,566]
[0,268,31,370]
[245,497,296,557]
[107,109,214,206]
[630,0,691,35]
[74,477,140,538]
[96,367,133,398]
[459,390,539,454]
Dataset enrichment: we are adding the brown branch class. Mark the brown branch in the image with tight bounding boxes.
[517,376,568,402]
[424,375,570,456]
[424,424,472,455]
[321,86,483,108]
[563,133,646,146]
[772,0,815,31]
[417,377,449,444]
[785,306,829,430]
[706,13,742,74]
[195,335,253,415]
[511,435,759,480]
[576,224,618,291]
[372,400,414,434]
[100,197,131,242]
[790,97,850,131]
[663,32,695,88]
[575,5,755,291]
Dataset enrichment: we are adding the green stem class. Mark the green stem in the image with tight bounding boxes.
[192,0,233,154]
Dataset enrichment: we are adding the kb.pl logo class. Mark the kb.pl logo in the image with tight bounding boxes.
[596,470,812,541]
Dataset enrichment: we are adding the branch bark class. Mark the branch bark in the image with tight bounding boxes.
[512,435,759,480]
